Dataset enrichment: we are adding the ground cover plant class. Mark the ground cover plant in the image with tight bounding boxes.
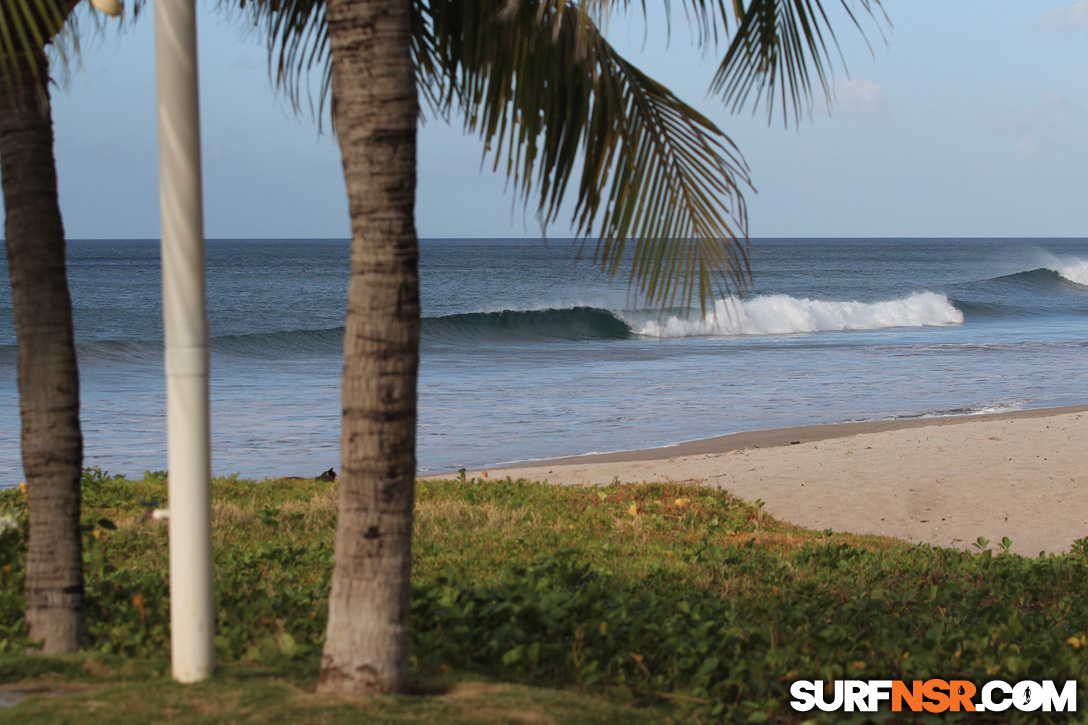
[2,468,1088,722]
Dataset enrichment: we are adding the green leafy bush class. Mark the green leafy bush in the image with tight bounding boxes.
[2,473,1087,722]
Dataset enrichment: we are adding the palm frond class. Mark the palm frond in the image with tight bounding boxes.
[711,0,888,126]
[0,0,70,86]
[224,0,330,121]
[49,0,147,88]
[420,0,752,312]
[237,0,884,310]
[0,0,143,90]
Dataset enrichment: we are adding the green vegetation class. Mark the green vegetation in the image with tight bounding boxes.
[2,468,1088,722]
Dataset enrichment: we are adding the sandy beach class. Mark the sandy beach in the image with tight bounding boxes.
[448,406,1088,556]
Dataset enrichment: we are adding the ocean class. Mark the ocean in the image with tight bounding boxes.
[2,237,1087,487]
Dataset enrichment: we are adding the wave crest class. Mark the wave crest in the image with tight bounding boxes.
[636,292,964,338]
[1048,258,1088,286]
[422,307,632,343]
[5,292,968,366]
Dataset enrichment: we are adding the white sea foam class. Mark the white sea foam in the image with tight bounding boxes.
[636,291,964,338]
[1049,257,1088,286]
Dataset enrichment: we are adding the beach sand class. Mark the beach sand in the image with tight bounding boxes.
[446,406,1088,556]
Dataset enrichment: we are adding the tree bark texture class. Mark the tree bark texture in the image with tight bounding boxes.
[318,0,420,696]
[0,47,86,653]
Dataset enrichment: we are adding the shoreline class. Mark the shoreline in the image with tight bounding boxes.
[440,404,1088,556]
[432,404,1088,474]
[502,404,1088,467]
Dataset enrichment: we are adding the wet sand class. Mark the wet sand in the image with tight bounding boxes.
[443,406,1088,556]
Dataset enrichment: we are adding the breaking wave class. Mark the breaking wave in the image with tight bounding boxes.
[637,291,963,338]
[1046,257,1088,287]
[1,293,970,367]
[422,306,631,343]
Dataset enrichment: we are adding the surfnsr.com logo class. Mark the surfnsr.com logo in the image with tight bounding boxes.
[790,679,1077,714]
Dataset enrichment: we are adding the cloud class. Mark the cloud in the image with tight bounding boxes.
[1032,1,1088,34]
[205,144,244,163]
[825,78,891,123]
[986,93,1085,158]
[996,93,1080,133]
[232,57,262,72]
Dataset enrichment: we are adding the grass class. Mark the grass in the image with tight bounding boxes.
[0,655,666,724]
[2,468,1088,722]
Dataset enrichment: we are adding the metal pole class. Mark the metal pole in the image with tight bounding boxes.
[155,0,215,683]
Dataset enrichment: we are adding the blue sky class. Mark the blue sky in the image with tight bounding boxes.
[12,0,1088,239]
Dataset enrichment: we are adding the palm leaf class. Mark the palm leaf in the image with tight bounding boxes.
[0,0,69,85]
[711,0,888,126]
[240,0,884,311]
[579,0,739,46]
[420,0,753,312]
[0,0,144,90]
[54,0,148,74]
[226,0,331,119]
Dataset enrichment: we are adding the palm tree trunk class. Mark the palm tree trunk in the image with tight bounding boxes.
[0,48,86,652]
[317,0,420,696]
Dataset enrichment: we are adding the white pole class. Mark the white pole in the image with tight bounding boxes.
[155,0,215,683]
